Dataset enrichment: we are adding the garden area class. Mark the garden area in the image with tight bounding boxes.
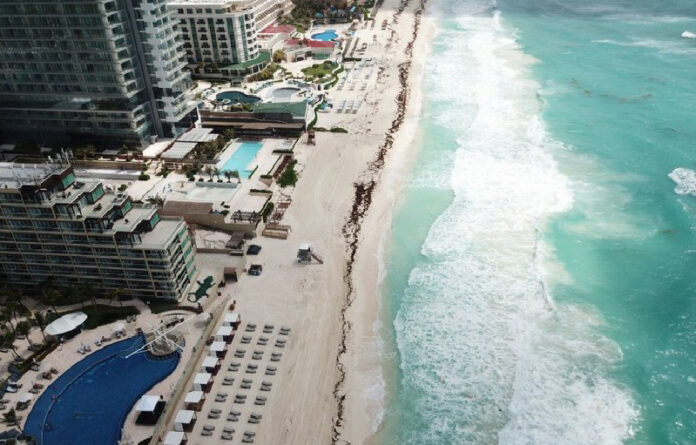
[302,61,342,85]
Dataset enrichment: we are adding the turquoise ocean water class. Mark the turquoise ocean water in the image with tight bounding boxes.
[377,0,696,444]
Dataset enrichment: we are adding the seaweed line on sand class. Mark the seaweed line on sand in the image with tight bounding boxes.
[331,0,427,443]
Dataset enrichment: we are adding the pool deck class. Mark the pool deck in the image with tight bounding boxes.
[9,298,208,445]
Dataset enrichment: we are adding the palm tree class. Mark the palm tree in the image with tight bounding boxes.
[1,332,19,360]
[4,301,20,328]
[223,171,232,183]
[75,282,97,308]
[1,408,23,433]
[110,289,125,308]
[230,169,241,184]
[15,321,33,350]
[33,312,47,343]
[1,307,16,331]
[40,287,61,313]
[212,167,220,181]
[204,166,214,181]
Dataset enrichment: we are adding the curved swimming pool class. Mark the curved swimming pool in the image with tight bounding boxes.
[270,87,302,101]
[215,90,261,104]
[24,335,179,445]
[311,29,338,41]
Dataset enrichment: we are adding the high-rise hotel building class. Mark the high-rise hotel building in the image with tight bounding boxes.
[168,0,293,80]
[0,163,196,300]
[0,0,200,147]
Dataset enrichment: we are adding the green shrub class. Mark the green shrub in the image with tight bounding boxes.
[138,173,150,181]
[278,160,298,187]
[118,184,127,192]
[261,201,275,222]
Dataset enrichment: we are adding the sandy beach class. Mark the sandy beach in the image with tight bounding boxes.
[220,0,436,443]
[339,1,435,444]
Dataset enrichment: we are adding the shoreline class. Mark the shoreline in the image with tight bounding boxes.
[337,0,436,443]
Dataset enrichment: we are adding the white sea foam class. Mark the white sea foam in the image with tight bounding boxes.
[592,38,696,55]
[391,1,639,444]
[682,31,696,39]
[669,168,696,195]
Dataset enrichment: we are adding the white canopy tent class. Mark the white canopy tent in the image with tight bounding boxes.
[193,373,211,386]
[45,312,87,336]
[184,391,203,404]
[18,393,33,404]
[223,312,240,325]
[174,409,195,431]
[209,341,225,354]
[201,356,218,371]
[135,395,160,413]
[164,431,185,445]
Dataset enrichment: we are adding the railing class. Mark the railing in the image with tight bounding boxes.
[148,297,227,445]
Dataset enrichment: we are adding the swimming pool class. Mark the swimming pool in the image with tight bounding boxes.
[311,29,338,41]
[270,87,301,101]
[24,335,179,445]
[219,141,263,178]
[215,90,261,104]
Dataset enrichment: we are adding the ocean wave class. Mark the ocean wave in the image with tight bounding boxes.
[669,168,696,195]
[592,38,696,55]
[390,3,639,444]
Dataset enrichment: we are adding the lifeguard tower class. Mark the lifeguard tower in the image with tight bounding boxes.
[297,243,323,264]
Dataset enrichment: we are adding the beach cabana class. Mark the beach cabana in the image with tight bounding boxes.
[192,373,213,393]
[184,390,204,411]
[45,312,87,339]
[216,326,233,344]
[164,431,187,445]
[134,394,165,425]
[201,356,220,375]
[223,311,241,329]
[174,409,197,432]
[209,341,227,359]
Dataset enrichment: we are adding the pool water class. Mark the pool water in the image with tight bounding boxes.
[215,90,261,104]
[270,87,301,101]
[311,30,338,41]
[24,336,179,445]
[220,141,263,178]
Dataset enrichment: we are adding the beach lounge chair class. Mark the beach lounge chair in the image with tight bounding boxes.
[222,431,234,440]
[223,377,235,386]
[241,380,252,390]
[241,335,251,344]
[242,438,254,444]
[227,413,239,421]
[257,336,268,345]
[254,396,267,406]
[208,410,221,419]
[280,327,291,334]
[274,341,285,348]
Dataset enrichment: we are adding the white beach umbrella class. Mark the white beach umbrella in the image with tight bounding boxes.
[18,393,33,403]
[44,312,88,336]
